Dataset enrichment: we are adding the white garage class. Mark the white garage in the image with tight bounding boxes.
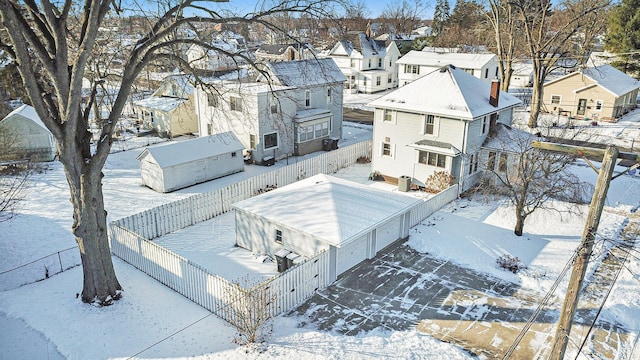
[137,131,244,192]
[232,174,421,281]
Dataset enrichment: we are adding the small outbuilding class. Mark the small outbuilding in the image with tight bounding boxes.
[137,131,244,193]
[232,174,421,280]
[0,104,56,162]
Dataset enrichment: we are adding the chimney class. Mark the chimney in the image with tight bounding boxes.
[489,79,500,107]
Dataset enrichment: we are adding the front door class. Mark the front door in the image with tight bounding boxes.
[577,98,587,115]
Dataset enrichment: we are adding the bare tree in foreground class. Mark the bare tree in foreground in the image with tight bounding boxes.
[0,0,343,305]
[476,125,591,236]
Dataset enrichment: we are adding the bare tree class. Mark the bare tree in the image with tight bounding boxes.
[0,0,343,305]
[224,276,276,347]
[381,0,429,36]
[486,0,520,91]
[509,0,611,128]
[476,124,591,236]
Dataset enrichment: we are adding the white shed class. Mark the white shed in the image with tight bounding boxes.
[232,174,421,280]
[0,104,56,161]
[137,132,244,193]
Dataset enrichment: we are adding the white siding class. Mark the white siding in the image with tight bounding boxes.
[336,234,369,275]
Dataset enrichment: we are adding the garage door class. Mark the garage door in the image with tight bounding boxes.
[376,216,401,252]
[336,234,369,275]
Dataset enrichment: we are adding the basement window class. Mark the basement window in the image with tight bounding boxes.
[275,229,283,244]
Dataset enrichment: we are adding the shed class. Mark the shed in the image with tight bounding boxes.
[0,104,56,162]
[232,174,421,280]
[137,132,244,193]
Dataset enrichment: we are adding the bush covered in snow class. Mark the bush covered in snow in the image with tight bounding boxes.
[496,254,527,273]
[424,171,455,193]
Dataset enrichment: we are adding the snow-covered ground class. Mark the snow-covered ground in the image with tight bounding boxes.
[2,97,640,359]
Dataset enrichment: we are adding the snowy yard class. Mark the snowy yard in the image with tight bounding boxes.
[2,105,640,358]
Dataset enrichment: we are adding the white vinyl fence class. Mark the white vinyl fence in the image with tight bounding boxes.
[109,139,459,326]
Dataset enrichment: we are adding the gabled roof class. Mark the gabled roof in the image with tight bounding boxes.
[331,33,390,58]
[1,104,49,132]
[232,174,421,247]
[136,132,244,168]
[397,50,497,70]
[267,58,346,87]
[544,64,640,97]
[368,65,521,119]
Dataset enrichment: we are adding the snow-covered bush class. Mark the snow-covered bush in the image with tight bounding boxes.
[496,254,527,273]
[424,171,455,193]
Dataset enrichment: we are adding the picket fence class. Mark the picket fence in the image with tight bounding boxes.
[109,139,459,326]
[112,140,372,240]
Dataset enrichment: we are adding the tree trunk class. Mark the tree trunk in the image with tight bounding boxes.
[514,214,524,236]
[528,68,544,128]
[63,156,121,304]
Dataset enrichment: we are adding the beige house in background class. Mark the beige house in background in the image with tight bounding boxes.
[542,65,640,121]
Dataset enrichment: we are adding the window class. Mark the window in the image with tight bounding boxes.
[498,153,508,172]
[376,76,381,86]
[231,152,237,157]
[207,93,219,107]
[305,90,310,107]
[425,115,435,135]
[418,151,446,168]
[382,141,392,157]
[206,123,213,135]
[315,123,323,138]
[595,100,603,111]
[404,64,419,74]
[270,100,278,114]
[275,229,282,244]
[363,78,367,86]
[488,151,496,170]
[250,134,256,149]
[495,67,499,77]
[230,96,242,111]
[482,116,488,134]
[368,59,371,68]
[485,68,489,78]
[468,154,479,174]
[383,109,393,122]
[150,111,155,123]
[388,77,392,83]
[264,132,278,149]
[551,95,561,104]
[327,88,332,104]
[351,59,356,67]
[378,58,382,67]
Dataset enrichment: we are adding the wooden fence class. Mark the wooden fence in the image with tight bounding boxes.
[112,140,372,240]
[109,224,331,324]
[109,139,459,326]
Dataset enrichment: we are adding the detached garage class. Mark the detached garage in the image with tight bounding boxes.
[137,131,244,193]
[232,174,421,281]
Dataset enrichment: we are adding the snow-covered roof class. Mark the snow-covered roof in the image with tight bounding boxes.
[368,65,522,119]
[134,96,186,112]
[545,64,640,97]
[331,33,390,58]
[232,174,421,248]
[136,132,244,168]
[397,50,497,70]
[268,58,346,87]
[481,123,541,152]
[1,104,50,132]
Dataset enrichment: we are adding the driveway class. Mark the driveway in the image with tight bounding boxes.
[291,239,631,359]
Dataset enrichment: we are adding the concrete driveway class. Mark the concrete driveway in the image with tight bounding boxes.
[291,239,632,359]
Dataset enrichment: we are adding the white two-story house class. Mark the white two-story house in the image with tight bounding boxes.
[186,31,251,73]
[324,32,400,93]
[194,58,346,165]
[396,50,499,87]
[369,64,521,191]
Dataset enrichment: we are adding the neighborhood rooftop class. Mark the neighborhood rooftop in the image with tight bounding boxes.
[397,50,497,68]
[368,64,521,119]
[545,64,640,97]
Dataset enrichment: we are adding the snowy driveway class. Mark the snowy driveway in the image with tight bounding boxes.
[291,239,631,359]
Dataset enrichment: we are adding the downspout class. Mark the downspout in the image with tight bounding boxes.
[458,120,468,198]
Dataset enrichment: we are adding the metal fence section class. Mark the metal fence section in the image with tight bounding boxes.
[0,246,80,291]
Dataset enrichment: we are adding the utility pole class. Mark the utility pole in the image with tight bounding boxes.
[530,142,638,360]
